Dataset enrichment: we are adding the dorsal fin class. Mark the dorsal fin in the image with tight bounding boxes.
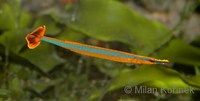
[25,25,46,49]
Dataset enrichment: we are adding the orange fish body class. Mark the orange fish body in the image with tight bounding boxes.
[26,26,169,64]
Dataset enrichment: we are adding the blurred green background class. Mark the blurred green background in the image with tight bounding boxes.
[0,0,200,101]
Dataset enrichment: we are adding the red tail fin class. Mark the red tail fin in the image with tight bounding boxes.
[25,25,46,49]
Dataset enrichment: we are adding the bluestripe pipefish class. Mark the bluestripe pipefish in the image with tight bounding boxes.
[25,25,169,64]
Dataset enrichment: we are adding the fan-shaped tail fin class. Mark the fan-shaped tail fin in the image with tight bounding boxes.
[25,25,46,49]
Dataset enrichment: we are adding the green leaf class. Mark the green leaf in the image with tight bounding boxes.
[184,76,200,88]
[0,0,22,30]
[0,44,48,76]
[9,78,23,100]
[21,43,62,72]
[89,65,200,100]
[93,58,129,77]
[30,78,55,93]
[107,65,200,92]
[66,0,171,55]
[0,3,32,53]
[195,66,200,76]
[57,27,86,41]
[19,11,33,29]
[33,15,61,36]
[161,39,200,66]
[0,30,27,53]
[0,3,16,30]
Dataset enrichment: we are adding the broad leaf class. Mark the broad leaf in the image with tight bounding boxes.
[0,3,16,30]
[21,43,62,72]
[33,15,61,36]
[89,65,200,100]
[66,0,172,55]
[108,66,190,91]
[161,39,200,66]
[0,30,27,53]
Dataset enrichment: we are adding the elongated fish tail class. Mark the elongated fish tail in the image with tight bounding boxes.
[149,59,169,64]
[25,25,46,49]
